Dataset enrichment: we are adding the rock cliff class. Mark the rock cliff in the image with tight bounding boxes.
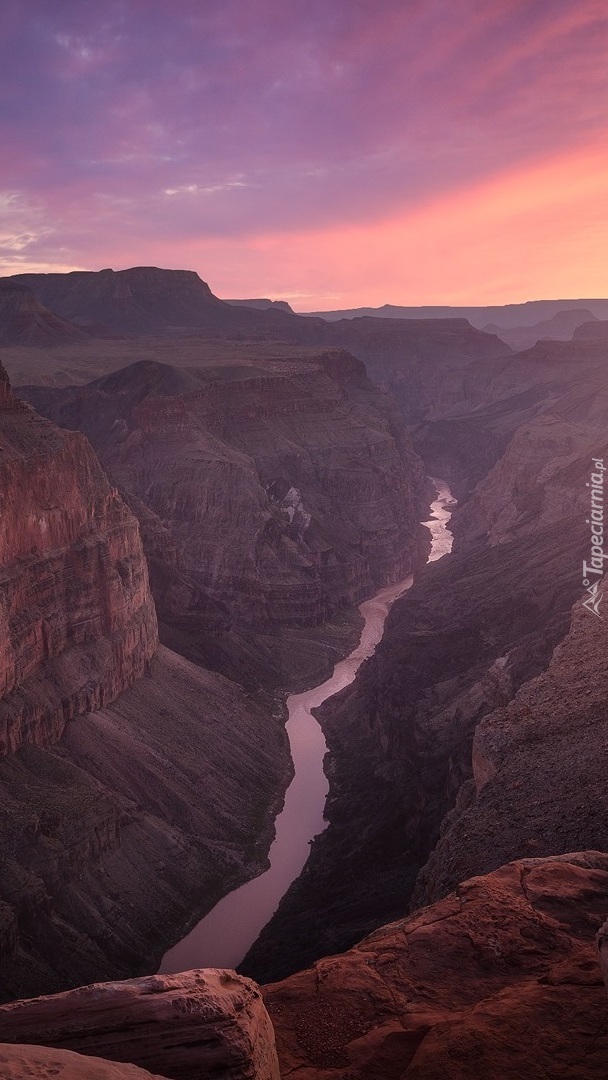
[11,267,304,338]
[264,853,608,1079]
[0,361,291,999]
[0,361,157,755]
[412,589,608,907]
[21,350,429,690]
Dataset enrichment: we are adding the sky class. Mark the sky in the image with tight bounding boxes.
[1,0,608,308]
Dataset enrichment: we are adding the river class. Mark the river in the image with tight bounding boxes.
[160,478,455,973]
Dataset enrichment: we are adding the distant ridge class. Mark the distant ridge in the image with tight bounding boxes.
[226,297,296,314]
[303,298,608,329]
[483,308,598,351]
[0,279,87,345]
[9,266,302,336]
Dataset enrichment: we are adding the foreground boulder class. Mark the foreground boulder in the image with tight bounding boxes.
[264,853,608,1079]
[0,970,279,1080]
[0,1043,167,1079]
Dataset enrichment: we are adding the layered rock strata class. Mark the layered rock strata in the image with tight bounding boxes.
[264,853,608,1080]
[241,338,608,982]
[0,362,157,755]
[0,969,279,1080]
[0,361,290,999]
[22,350,429,689]
[0,281,86,346]
[412,588,608,907]
[0,647,289,1001]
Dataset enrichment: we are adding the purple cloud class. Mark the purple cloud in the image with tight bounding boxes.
[1,0,607,285]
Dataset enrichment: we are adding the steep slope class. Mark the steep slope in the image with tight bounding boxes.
[240,337,608,982]
[325,316,511,427]
[0,362,157,754]
[0,360,291,1000]
[0,646,289,1002]
[0,280,86,345]
[413,590,608,907]
[264,853,608,1080]
[21,350,430,690]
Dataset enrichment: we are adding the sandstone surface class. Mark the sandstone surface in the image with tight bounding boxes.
[0,1043,167,1080]
[264,854,608,1079]
[0,969,279,1080]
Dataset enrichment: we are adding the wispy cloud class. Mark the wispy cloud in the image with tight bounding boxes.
[0,0,607,303]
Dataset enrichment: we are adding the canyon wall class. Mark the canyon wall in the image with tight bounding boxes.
[0,361,157,755]
[240,336,608,982]
[22,349,430,690]
[0,360,291,1000]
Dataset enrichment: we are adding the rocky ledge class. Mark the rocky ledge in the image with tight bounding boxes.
[0,969,279,1080]
[0,1044,167,1080]
[264,853,608,1079]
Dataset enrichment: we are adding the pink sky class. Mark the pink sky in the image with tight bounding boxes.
[1,0,608,308]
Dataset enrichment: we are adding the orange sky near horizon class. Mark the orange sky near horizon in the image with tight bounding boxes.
[179,138,608,309]
[2,2,608,309]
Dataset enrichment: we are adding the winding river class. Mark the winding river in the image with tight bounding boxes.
[160,479,455,973]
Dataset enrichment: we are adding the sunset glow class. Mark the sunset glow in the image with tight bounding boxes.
[1,0,608,306]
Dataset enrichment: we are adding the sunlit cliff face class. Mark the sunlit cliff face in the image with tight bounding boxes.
[1,0,608,305]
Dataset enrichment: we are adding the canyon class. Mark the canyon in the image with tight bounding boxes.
[1,267,608,1077]
[20,348,430,690]
[241,332,608,982]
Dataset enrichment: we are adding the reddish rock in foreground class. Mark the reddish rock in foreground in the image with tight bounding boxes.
[264,853,608,1079]
[0,1043,167,1079]
[0,970,279,1080]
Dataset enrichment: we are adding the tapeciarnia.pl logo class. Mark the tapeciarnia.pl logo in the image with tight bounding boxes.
[582,457,605,617]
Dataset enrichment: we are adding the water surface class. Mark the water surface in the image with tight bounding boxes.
[160,479,455,972]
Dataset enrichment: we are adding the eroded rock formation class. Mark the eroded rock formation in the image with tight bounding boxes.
[241,336,608,982]
[0,361,291,999]
[0,969,280,1080]
[0,361,157,755]
[0,645,290,1001]
[0,281,86,346]
[264,853,608,1079]
[21,350,429,689]
[0,1044,167,1080]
